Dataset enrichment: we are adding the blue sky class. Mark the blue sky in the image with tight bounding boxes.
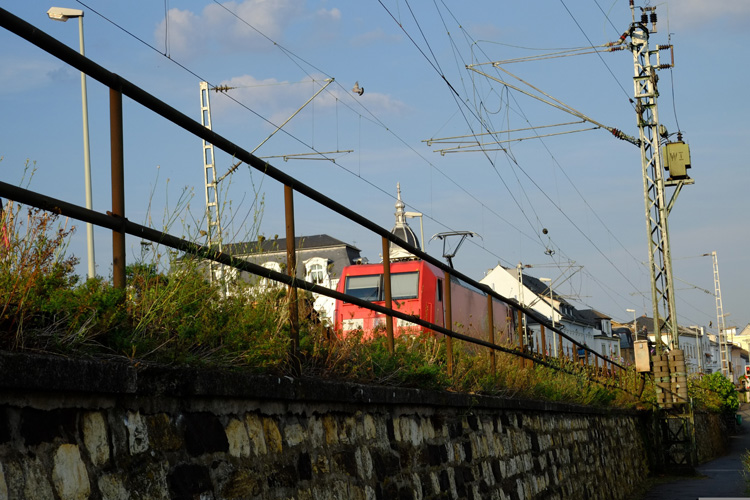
[1,1,748,332]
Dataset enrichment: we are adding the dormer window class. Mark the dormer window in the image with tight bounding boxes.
[304,257,330,287]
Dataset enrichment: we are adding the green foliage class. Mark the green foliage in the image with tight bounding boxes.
[693,372,739,414]
[0,197,670,409]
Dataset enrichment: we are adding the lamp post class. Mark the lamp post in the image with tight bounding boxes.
[540,277,555,357]
[626,308,637,344]
[47,6,95,279]
[404,211,424,252]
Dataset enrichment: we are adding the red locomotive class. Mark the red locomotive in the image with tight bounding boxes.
[334,184,513,344]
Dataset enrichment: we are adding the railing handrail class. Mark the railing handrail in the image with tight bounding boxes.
[0,7,624,371]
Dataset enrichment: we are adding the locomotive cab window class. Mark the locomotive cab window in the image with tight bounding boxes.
[344,271,420,302]
[391,272,419,300]
[345,275,381,301]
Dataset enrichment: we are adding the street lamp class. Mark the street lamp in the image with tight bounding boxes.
[47,7,95,279]
[404,211,424,252]
[540,277,556,357]
[626,308,637,343]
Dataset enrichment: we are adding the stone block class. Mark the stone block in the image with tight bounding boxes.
[244,413,267,456]
[125,411,149,455]
[225,418,250,458]
[222,469,261,499]
[322,414,338,445]
[307,415,325,447]
[97,474,129,500]
[355,446,373,479]
[262,417,283,454]
[52,444,91,500]
[23,456,55,500]
[312,453,329,474]
[362,413,377,441]
[82,412,109,467]
[146,413,182,452]
[340,416,357,444]
[284,422,305,447]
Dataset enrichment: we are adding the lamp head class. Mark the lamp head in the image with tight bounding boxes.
[47,7,84,22]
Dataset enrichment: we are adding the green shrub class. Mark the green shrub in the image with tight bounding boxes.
[693,372,739,414]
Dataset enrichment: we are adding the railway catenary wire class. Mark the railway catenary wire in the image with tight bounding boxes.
[379,1,649,308]
[74,1,643,322]
[0,8,638,398]
[71,0,546,269]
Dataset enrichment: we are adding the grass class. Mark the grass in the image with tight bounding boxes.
[0,195,738,411]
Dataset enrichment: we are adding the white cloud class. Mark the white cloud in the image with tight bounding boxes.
[0,58,72,94]
[210,74,408,126]
[155,0,307,59]
[665,0,750,28]
[317,7,341,22]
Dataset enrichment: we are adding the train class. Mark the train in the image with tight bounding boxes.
[334,258,514,344]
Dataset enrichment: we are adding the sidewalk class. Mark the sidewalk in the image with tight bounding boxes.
[640,404,750,500]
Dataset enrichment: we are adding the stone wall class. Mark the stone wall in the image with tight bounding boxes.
[693,411,730,464]
[0,352,723,500]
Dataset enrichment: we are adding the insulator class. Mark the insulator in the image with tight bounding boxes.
[641,13,648,24]
[657,64,672,70]
[607,46,625,52]
[650,12,657,23]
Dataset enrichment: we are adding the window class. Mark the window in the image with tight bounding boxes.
[391,272,419,300]
[305,257,330,285]
[259,261,282,290]
[344,271,420,302]
[345,274,381,301]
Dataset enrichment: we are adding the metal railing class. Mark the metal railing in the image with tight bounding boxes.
[0,7,628,384]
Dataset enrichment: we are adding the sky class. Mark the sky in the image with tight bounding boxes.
[0,1,748,332]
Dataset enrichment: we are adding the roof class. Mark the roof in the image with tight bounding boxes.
[628,316,701,337]
[388,183,420,261]
[577,309,612,322]
[223,234,359,256]
[220,234,362,281]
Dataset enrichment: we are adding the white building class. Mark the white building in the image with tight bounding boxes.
[480,265,619,361]
[222,234,363,325]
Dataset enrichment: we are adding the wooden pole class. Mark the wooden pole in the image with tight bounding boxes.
[381,237,394,353]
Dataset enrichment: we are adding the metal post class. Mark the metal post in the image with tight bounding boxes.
[76,15,95,279]
[517,308,524,368]
[443,271,453,377]
[284,185,300,375]
[109,88,125,290]
[47,8,95,278]
[381,237,394,353]
[630,9,680,353]
[487,293,496,373]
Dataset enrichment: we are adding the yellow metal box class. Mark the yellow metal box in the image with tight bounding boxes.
[634,340,651,372]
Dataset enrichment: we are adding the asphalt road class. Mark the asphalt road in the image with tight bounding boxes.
[640,404,750,500]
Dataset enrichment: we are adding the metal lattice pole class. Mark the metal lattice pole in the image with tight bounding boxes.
[199,82,224,286]
[630,16,679,352]
[711,251,730,377]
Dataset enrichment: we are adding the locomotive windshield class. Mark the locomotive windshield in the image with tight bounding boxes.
[344,271,419,302]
